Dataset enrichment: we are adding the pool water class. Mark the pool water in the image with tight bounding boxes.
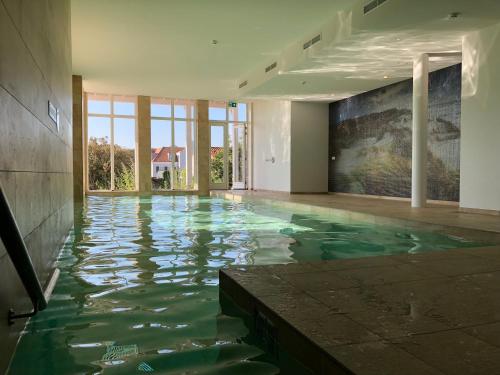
[9,196,486,374]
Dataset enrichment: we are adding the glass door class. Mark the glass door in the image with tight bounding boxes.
[210,122,247,190]
[210,124,228,189]
[231,124,246,189]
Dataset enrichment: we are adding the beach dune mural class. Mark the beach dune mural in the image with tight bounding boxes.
[329,64,461,202]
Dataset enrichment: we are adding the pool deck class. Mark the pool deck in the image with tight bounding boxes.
[216,191,500,374]
[220,246,500,375]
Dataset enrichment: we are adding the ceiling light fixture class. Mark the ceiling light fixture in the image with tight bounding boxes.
[384,75,389,79]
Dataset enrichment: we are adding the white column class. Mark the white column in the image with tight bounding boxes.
[412,53,429,208]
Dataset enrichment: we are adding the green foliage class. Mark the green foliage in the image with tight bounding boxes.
[210,149,233,186]
[88,137,135,191]
[162,169,171,190]
[114,163,135,191]
[88,137,111,190]
[210,150,224,183]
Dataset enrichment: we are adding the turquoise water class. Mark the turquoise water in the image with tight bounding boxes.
[9,196,485,374]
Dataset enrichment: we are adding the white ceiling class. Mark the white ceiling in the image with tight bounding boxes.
[72,0,500,102]
[71,0,355,99]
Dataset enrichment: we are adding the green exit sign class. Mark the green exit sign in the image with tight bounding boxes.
[228,101,237,108]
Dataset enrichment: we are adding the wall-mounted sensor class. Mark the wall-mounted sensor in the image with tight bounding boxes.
[48,100,59,131]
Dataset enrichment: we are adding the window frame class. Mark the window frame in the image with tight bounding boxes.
[150,98,197,191]
[84,93,138,192]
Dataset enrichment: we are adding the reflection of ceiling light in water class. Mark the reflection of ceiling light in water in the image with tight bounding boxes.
[384,75,389,79]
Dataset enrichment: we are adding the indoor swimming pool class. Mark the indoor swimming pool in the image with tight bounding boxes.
[8,196,487,374]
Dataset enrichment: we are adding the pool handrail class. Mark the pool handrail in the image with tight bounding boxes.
[0,183,48,324]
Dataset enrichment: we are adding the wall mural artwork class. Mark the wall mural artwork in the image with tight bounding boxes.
[329,64,461,201]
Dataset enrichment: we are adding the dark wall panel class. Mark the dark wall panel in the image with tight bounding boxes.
[329,64,461,201]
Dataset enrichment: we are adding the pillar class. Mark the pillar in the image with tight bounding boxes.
[411,53,429,208]
[196,100,210,196]
[72,75,84,204]
[137,96,152,193]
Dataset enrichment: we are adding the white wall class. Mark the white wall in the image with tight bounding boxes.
[461,22,500,211]
[252,100,291,192]
[290,102,329,193]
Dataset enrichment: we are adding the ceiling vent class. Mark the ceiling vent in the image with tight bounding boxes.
[265,62,277,73]
[303,34,322,50]
[363,0,387,14]
[238,80,248,89]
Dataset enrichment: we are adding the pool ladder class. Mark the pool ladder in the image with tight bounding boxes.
[0,184,59,325]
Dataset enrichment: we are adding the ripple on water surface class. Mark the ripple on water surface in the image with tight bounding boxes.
[9,196,485,374]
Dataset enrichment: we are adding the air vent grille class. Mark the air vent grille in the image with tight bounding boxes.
[265,62,277,73]
[238,80,248,89]
[364,0,387,14]
[311,34,321,45]
[303,34,322,50]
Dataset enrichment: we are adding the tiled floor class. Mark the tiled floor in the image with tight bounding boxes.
[220,246,500,375]
[214,191,500,234]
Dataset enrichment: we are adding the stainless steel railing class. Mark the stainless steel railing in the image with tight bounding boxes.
[0,183,48,324]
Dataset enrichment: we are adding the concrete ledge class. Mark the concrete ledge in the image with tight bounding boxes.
[220,246,500,375]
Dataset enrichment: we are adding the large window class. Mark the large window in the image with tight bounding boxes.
[209,101,249,190]
[151,98,197,191]
[86,94,137,191]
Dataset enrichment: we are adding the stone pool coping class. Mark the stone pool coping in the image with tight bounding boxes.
[220,246,500,375]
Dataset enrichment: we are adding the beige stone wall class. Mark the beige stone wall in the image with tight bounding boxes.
[0,0,73,371]
[196,100,210,195]
[137,96,152,193]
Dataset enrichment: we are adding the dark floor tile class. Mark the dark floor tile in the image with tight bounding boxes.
[329,341,445,375]
[394,330,500,375]
[459,246,500,260]
[280,270,358,292]
[259,291,333,323]
[410,256,500,277]
[224,270,293,297]
[308,288,381,314]
[309,256,402,271]
[293,313,381,347]
[463,322,500,348]
[333,263,442,286]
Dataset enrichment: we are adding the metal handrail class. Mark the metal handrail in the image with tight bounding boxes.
[0,183,48,324]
